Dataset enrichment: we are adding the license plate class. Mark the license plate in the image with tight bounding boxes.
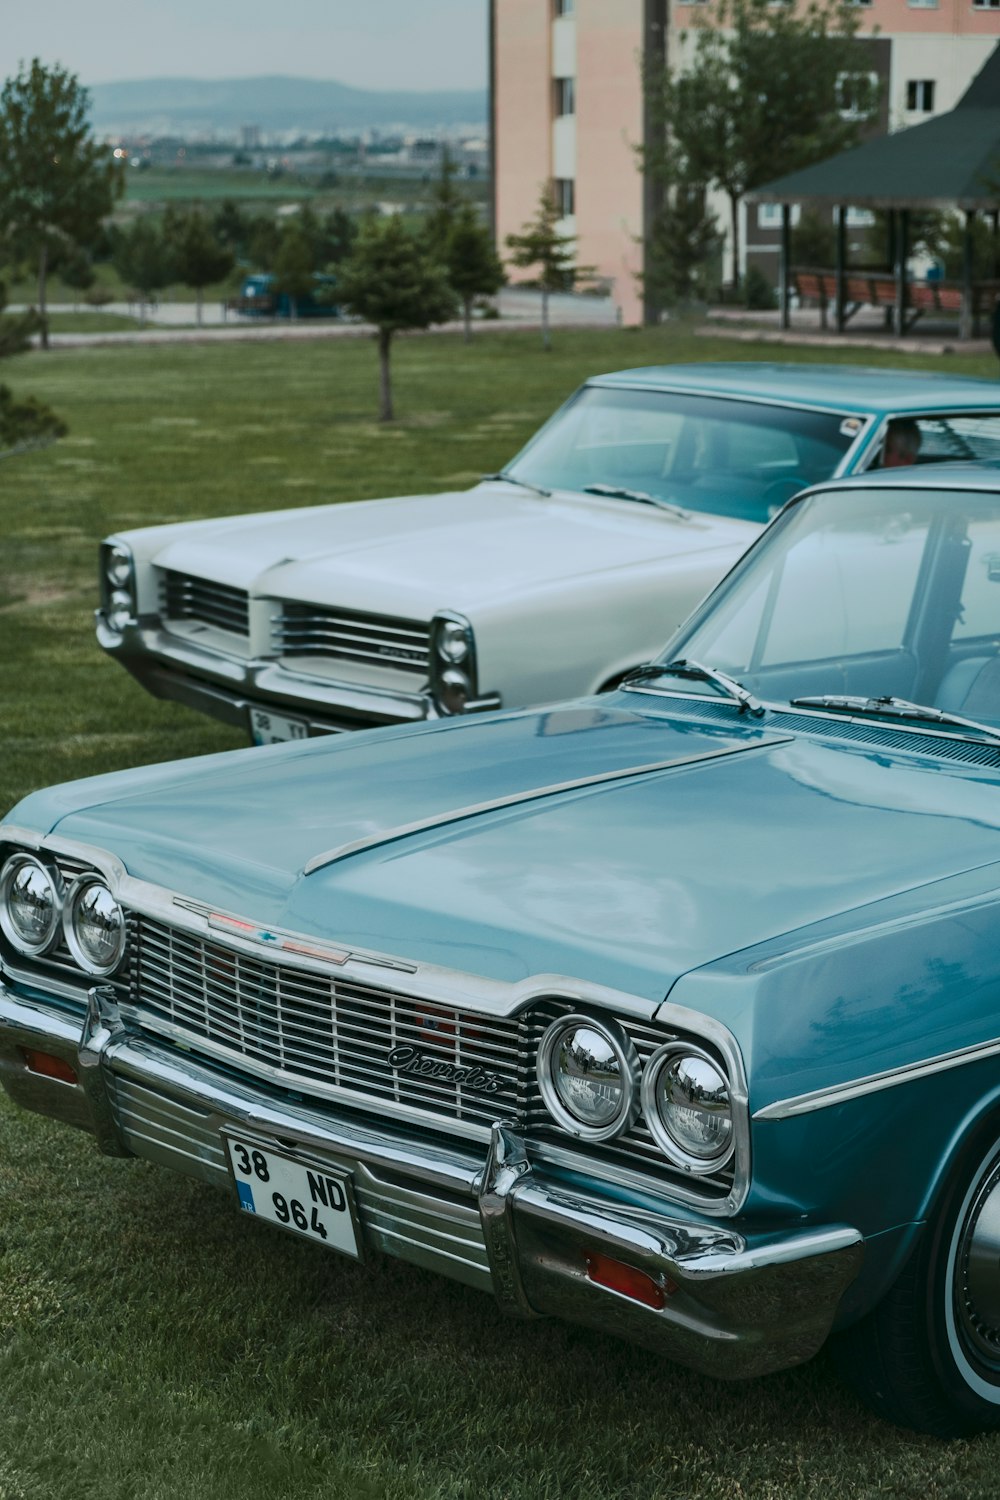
[250,707,308,745]
[225,1136,362,1259]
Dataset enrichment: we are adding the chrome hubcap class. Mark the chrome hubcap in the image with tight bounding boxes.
[957,1161,1000,1363]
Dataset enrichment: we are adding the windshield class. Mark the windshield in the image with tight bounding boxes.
[505,385,859,524]
[661,483,1000,724]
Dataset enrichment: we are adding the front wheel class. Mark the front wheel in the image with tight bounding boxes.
[835,1126,1000,1436]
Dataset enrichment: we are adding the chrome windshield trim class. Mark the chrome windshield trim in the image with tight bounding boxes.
[754,1033,1000,1121]
[302,738,792,876]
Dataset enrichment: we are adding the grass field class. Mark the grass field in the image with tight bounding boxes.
[3,326,1000,1499]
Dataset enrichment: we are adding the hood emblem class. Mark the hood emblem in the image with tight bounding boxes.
[387,1043,510,1096]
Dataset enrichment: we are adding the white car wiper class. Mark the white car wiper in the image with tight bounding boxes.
[583,483,692,521]
[790,694,1000,745]
[626,658,766,717]
[481,470,551,497]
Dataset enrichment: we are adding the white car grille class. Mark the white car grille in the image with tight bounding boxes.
[272,602,429,673]
[162,571,250,636]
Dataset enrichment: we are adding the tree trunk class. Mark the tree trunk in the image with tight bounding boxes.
[377,327,394,422]
[541,287,551,351]
[196,288,204,327]
[463,293,472,344]
[729,193,742,295]
[37,242,49,351]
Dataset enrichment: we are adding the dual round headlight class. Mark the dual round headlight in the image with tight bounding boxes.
[537,1015,641,1143]
[536,1014,734,1172]
[103,545,136,632]
[640,1045,734,1171]
[0,856,61,955]
[0,856,126,976]
[431,615,476,716]
[63,878,127,975]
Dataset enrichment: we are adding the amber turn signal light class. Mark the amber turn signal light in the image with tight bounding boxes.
[21,1048,78,1085]
[584,1250,672,1309]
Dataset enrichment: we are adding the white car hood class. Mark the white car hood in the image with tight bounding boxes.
[150,483,756,618]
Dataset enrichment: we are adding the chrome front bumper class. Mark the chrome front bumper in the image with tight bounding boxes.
[96,616,500,734]
[0,983,863,1379]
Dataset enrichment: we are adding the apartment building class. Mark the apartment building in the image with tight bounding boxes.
[491,0,1000,323]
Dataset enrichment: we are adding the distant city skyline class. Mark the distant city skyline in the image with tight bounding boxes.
[1,0,488,93]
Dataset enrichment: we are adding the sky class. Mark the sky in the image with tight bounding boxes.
[1,0,488,93]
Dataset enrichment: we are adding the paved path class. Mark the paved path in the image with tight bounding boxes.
[30,287,621,348]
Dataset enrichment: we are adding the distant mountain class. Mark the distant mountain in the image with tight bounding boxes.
[87,76,487,136]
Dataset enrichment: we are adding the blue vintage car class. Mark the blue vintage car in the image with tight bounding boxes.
[8,461,1000,1434]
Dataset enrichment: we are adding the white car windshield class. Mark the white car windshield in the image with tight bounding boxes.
[505,386,859,523]
[661,483,1000,727]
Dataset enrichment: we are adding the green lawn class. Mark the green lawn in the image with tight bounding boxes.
[3,326,1000,1498]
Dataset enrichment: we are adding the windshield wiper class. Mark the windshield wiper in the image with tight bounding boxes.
[790,694,1000,745]
[481,469,551,497]
[583,483,691,521]
[625,658,766,717]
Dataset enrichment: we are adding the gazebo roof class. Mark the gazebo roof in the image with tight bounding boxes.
[750,43,1000,212]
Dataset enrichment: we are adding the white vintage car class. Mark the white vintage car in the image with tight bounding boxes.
[96,362,1000,743]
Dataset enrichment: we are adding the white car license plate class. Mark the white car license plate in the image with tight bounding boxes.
[225,1136,362,1259]
[250,708,308,745]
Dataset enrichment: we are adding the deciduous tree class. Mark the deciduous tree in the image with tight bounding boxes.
[644,0,877,290]
[445,203,505,342]
[167,209,235,325]
[272,223,315,319]
[0,59,123,347]
[111,218,173,324]
[0,282,65,460]
[337,214,456,421]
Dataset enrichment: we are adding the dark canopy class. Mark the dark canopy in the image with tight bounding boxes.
[750,44,1000,212]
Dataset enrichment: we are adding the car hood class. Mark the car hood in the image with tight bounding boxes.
[150,483,751,617]
[15,701,1000,1010]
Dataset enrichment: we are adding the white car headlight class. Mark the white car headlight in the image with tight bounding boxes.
[537,1014,640,1141]
[437,619,471,664]
[641,1044,734,1172]
[105,545,134,590]
[63,878,126,975]
[0,855,62,955]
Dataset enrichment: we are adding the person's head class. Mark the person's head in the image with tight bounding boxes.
[883,419,922,469]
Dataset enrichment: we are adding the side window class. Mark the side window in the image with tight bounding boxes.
[955,517,1000,640]
[874,414,1000,470]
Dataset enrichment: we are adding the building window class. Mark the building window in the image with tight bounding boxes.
[906,79,936,112]
[973,0,1000,8]
[836,70,879,119]
[845,207,876,227]
[553,0,574,13]
[553,178,575,217]
[908,0,939,8]
[757,204,801,228]
[554,77,576,117]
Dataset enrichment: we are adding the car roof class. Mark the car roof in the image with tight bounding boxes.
[591,363,1000,415]
[804,459,1000,495]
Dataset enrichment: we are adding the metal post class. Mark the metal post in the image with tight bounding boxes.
[962,210,975,341]
[780,204,791,330]
[895,209,909,338]
[835,206,846,334]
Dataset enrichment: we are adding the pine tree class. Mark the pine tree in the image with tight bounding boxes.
[505,186,586,350]
[445,204,505,342]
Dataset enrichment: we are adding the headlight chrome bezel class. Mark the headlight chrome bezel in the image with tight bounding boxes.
[641,1042,736,1175]
[100,541,137,629]
[536,1012,642,1143]
[0,854,63,956]
[62,877,127,977]
[429,611,480,716]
